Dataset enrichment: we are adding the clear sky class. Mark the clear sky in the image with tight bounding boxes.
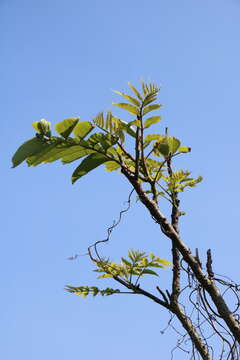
[2,1,240,359]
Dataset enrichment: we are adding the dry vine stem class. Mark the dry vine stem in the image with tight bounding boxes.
[12,82,240,359]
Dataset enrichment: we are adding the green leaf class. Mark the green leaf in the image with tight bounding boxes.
[178,146,191,153]
[143,104,161,116]
[73,121,94,139]
[144,116,161,129]
[27,142,64,166]
[128,119,141,128]
[55,118,79,138]
[119,119,136,138]
[12,137,48,168]
[121,257,132,266]
[141,269,159,276]
[97,274,113,279]
[61,148,94,164]
[143,134,163,148]
[155,257,172,266]
[167,137,181,154]
[72,153,110,183]
[128,82,143,101]
[112,102,139,116]
[113,90,140,107]
[158,140,170,157]
[105,161,121,172]
[88,133,118,151]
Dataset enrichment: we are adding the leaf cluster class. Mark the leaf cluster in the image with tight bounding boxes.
[94,250,172,282]
[12,81,202,200]
[65,285,120,298]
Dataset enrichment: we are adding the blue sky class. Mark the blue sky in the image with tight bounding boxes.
[2,1,240,359]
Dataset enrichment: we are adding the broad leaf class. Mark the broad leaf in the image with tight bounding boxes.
[143,134,163,148]
[113,90,140,107]
[143,104,161,116]
[55,118,79,138]
[112,102,139,116]
[144,116,161,129]
[158,140,170,157]
[61,148,94,164]
[167,137,181,154]
[73,121,94,139]
[72,153,110,183]
[12,137,48,168]
[27,142,64,166]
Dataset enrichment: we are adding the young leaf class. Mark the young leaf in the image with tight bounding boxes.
[32,119,51,137]
[143,104,161,116]
[12,137,48,168]
[178,146,191,153]
[144,116,161,129]
[128,82,143,101]
[72,153,110,183]
[112,102,139,116]
[113,90,140,107]
[73,121,94,139]
[55,118,79,139]
[155,257,172,266]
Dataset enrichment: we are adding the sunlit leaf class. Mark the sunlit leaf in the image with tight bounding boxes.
[105,161,121,172]
[155,257,172,266]
[73,121,94,139]
[143,134,163,148]
[72,153,110,183]
[178,146,191,153]
[61,148,94,164]
[113,90,140,107]
[128,119,141,128]
[32,119,51,137]
[144,116,161,129]
[55,118,79,138]
[112,102,139,115]
[167,137,181,154]
[128,82,143,101]
[119,119,136,138]
[143,104,161,116]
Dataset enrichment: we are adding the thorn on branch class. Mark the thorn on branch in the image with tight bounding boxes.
[195,248,202,268]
